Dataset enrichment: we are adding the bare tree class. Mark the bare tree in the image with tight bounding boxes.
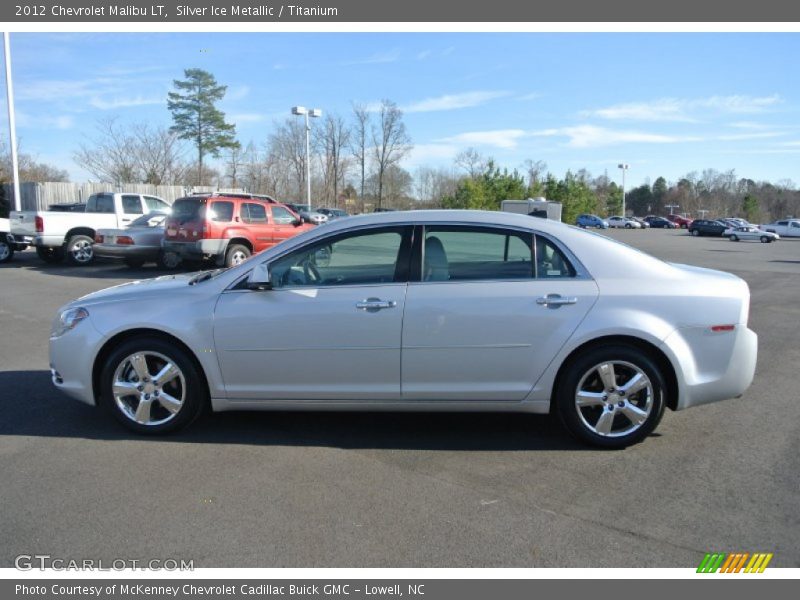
[371,99,412,209]
[73,117,139,184]
[522,159,547,191]
[223,143,245,189]
[315,113,352,207]
[351,102,370,203]
[455,147,486,179]
[269,118,308,202]
[132,123,188,185]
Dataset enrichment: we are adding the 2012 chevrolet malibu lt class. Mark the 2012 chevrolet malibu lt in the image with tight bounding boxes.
[49,211,758,448]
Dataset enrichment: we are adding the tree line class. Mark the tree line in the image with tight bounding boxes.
[2,67,799,222]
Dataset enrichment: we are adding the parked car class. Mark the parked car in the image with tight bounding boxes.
[667,214,693,229]
[575,214,609,229]
[94,212,180,269]
[644,216,677,229]
[688,219,727,237]
[0,217,30,264]
[162,195,314,268]
[10,192,172,265]
[629,217,650,229]
[607,216,642,229]
[49,210,757,449]
[728,226,779,243]
[760,218,800,238]
[317,208,349,220]
[284,203,329,225]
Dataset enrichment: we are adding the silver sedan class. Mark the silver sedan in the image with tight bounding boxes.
[49,210,757,448]
[94,212,181,269]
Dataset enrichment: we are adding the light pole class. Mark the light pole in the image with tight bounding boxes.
[291,105,322,208]
[3,33,21,212]
[617,163,629,217]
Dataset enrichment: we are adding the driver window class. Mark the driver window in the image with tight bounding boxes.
[269,227,407,289]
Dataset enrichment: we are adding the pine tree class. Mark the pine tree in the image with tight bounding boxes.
[167,68,238,186]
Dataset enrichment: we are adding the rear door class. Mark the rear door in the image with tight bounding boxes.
[240,202,272,252]
[401,225,599,401]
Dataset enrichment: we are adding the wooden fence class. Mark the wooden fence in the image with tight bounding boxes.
[1,182,246,212]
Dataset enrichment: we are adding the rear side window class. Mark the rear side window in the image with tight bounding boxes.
[209,201,234,222]
[171,198,205,222]
[144,196,170,212]
[86,194,114,213]
[535,236,576,278]
[423,226,533,282]
[122,195,143,215]
[242,203,268,224]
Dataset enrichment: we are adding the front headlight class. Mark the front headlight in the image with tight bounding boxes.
[51,307,89,338]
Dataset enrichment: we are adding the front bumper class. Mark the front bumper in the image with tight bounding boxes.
[49,318,104,406]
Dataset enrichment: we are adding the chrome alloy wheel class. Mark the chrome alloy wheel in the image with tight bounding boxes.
[70,239,93,263]
[111,351,186,426]
[574,360,654,438]
[0,240,10,261]
[229,249,248,266]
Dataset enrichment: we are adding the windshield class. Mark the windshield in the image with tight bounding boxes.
[130,213,167,227]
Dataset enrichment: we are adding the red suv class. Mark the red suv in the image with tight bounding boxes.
[163,194,314,267]
[667,214,693,229]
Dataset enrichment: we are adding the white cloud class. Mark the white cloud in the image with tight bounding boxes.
[532,125,700,148]
[404,143,460,167]
[89,95,164,110]
[403,90,510,113]
[226,85,250,101]
[416,50,432,60]
[583,94,783,122]
[438,129,527,149]
[717,131,786,141]
[517,92,542,101]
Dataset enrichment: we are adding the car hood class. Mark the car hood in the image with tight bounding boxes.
[67,272,209,307]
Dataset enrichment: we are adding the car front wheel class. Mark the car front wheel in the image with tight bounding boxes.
[691,229,700,237]
[100,336,206,434]
[760,236,770,243]
[225,244,251,267]
[555,345,666,448]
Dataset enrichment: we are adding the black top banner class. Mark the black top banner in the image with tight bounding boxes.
[3,0,800,22]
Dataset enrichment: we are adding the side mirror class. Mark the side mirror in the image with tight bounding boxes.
[247,263,272,290]
[292,218,302,227]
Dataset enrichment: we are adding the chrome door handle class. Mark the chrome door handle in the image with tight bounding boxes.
[536,294,578,308]
[356,298,397,312]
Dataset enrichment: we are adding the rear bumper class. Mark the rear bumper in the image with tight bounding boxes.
[162,239,228,259]
[93,244,160,260]
[33,235,64,248]
[663,325,758,410]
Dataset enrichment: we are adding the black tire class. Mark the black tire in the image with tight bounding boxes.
[36,245,65,263]
[625,223,632,229]
[65,234,95,266]
[224,243,251,268]
[555,344,667,449]
[0,236,14,263]
[691,229,700,237]
[731,235,739,242]
[157,250,182,270]
[99,336,206,434]
[760,236,770,244]
[124,257,146,268]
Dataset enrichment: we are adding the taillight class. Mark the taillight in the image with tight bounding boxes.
[116,236,134,245]
[201,223,209,238]
[94,234,104,243]
[35,216,44,233]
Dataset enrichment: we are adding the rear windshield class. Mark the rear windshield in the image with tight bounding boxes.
[171,198,206,222]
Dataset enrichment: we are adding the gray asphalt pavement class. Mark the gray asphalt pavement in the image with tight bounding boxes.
[0,229,798,568]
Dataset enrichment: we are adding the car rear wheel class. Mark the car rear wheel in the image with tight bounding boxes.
[225,244,251,268]
[157,250,181,270]
[36,245,65,263]
[731,235,739,242]
[0,236,14,263]
[100,336,206,434]
[65,234,94,265]
[555,345,666,448]
[691,229,700,237]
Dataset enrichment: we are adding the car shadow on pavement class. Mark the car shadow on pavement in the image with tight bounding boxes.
[0,370,591,451]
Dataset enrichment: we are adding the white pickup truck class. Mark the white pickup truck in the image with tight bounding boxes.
[1,217,31,263]
[10,192,171,265]
[761,218,800,238]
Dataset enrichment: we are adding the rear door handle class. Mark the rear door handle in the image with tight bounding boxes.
[356,298,397,312]
[536,294,578,308]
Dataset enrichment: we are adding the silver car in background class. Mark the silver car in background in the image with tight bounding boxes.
[94,212,181,269]
[49,210,757,448]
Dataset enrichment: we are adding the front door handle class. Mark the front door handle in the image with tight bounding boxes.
[356,298,397,312]
[536,294,578,308]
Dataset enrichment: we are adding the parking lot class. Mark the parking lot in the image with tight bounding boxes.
[0,228,798,568]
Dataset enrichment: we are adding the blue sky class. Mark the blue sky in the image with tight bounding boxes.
[4,32,800,187]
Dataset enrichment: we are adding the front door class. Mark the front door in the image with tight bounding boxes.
[213,225,413,401]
